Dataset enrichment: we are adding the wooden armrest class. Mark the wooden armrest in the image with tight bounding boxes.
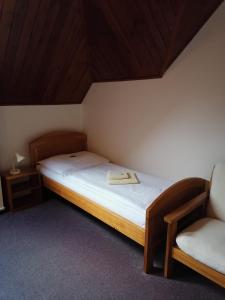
[164,191,208,224]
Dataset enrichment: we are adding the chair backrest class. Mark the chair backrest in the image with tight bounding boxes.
[207,163,225,222]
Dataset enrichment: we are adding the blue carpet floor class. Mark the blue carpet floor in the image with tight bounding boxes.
[0,198,224,300]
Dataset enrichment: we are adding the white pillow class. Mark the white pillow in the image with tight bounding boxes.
[38,151,109,176]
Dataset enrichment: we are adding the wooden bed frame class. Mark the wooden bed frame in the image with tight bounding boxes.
[29,131,209,273]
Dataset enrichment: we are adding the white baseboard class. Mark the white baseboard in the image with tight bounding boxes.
[0,207,5,212]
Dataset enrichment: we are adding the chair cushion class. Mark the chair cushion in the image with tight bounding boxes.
[207,162,225,222]
[176,217,225,274]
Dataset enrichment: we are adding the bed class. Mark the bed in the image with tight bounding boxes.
[29,131,209,273]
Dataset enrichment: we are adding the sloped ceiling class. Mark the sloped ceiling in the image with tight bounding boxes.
[0,0,223,105]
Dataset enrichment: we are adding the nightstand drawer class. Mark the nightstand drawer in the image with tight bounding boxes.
[12,189,42,210]
[11,176,41,194]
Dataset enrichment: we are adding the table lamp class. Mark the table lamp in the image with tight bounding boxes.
[10,152,25,175]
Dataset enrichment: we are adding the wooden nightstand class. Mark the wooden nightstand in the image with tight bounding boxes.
[1,167,42,212]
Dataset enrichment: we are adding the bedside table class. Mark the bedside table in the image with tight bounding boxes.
[1,167,42,212]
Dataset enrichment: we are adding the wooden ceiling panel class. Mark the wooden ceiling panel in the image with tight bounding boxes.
[0,0,223,105]
[163,0,223,71]
[16,1,61,101]
[0,0,90,105]
[35,0,92,104]
[85,0,177,81]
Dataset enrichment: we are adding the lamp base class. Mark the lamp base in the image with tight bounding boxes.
[10,168,21,175]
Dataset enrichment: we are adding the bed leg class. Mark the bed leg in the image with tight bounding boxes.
[164,222,177,278]
[144,242,155,273]
[144,215,156,273]
[164,256,174,278]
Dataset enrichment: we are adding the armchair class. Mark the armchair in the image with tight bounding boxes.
[164,163,225,288]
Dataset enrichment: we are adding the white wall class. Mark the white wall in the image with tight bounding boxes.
[0,105,83,170]
[83,3,225,181]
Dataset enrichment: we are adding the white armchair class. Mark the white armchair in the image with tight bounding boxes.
[164,163,225,288]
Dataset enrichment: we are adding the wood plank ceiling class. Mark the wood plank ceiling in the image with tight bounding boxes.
[0,0,223,105]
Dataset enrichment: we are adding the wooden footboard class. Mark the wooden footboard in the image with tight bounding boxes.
[144,177,209,273]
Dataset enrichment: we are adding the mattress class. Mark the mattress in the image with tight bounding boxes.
[40,163,173,228]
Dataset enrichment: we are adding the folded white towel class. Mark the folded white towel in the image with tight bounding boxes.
[107,171,129,180]
[107,171,139,185]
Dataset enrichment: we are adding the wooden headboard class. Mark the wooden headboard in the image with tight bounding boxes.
[29,131,87,166]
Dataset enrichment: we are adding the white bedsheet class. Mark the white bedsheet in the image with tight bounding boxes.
[40,163,173,228]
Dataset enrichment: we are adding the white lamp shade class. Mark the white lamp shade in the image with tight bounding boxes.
[15,152,25,163]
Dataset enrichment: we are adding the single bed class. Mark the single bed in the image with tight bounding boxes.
[29,131,209,273]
